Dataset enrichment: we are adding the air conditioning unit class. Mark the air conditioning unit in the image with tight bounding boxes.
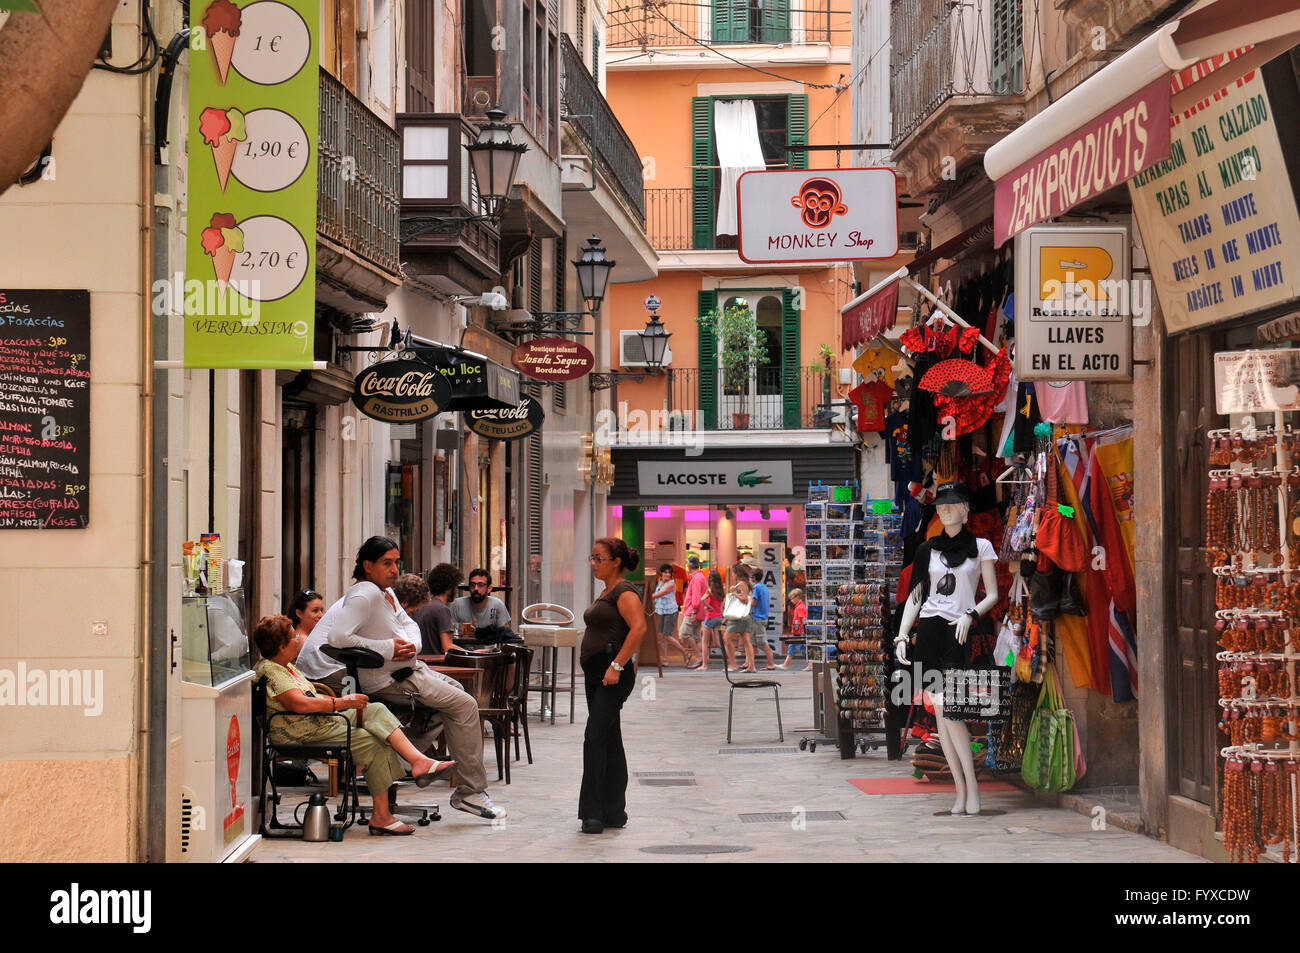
[619,330,673,368]
[464,76,497,118]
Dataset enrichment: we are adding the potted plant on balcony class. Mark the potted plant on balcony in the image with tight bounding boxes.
[697,300,769,429]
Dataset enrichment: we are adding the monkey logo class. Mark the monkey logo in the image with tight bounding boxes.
[790,177,848,229]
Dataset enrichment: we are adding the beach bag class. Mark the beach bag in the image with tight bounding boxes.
[723,593,749,621]
[1021,665,1079,792]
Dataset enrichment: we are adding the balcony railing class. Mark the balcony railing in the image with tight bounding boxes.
[889,0,1006,147]
[645,188,742,251]
[318,70,401,275]
[608,366,835,433]
[561,35,646,226]
[608,0,833,49]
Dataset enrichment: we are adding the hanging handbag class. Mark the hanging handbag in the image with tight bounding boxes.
[1020,665,1079,793]
[1058,572,1087,617]
[1029,564,1064,620]
[987,680,1037,773]
[1034,447,1088,572]
[723,592,749,621]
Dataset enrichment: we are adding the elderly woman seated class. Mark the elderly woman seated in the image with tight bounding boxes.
[253,614,455,836]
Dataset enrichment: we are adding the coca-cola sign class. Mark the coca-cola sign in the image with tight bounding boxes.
[512,337,595,382]
[466,393,545,442]
[351,359,453,423]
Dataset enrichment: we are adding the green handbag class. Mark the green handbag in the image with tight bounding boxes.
[1020,665,1079,793]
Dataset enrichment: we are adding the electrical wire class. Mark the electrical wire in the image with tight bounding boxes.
[653,12,844,89]
[93,0,164,74]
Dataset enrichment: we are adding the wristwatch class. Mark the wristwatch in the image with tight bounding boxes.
[966,609,980,625]
[610,660,625,672]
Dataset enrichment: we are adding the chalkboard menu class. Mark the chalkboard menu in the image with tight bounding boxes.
[0,290,90,529]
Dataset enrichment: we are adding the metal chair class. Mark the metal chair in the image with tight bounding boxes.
[721,648,784,744]
[253,675,362,838]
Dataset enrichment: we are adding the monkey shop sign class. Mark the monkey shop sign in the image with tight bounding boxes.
[736,168,899,264]
[351,359,452,423]
[466,393,545,441]
[512,337,595,382]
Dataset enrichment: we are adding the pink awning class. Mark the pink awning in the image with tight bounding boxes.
[841,268,903,350]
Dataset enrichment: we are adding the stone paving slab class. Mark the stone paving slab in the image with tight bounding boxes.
[254,668,1203,863]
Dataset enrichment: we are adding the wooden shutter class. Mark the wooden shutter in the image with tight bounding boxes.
[787,94,808,170]
[405,0,436,111]
[528,236,543,313]
[698,289,718,430]
[591,28,599,77]
[760,0,790,43]
[524,382,544,567]
[991,0,1023,94]
[576,0,585,57]
[781,289,801,428]
[553,234,567,414]
[691,97,715,248]
[712,0,748,42]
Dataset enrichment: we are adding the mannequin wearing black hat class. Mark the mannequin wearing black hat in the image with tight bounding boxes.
[895,481,999,816]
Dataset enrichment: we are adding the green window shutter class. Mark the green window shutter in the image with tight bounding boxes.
[990,0,1023,94]
[592,29,600,77]
[712,0,749,42]
[691,97,715,249]
[787,94,808,169]
[781,289,801,428]
[698,290,718,430]
[760,0,790,43]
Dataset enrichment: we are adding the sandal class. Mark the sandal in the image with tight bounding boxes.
[368,819,415,836]
[414,759,457,788]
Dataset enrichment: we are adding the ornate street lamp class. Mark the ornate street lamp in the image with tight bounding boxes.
[467,106,527,219]
[637,313,672,371]
[572,234,616,313]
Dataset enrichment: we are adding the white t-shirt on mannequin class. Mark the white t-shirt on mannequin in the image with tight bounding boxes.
[919,537,997,622]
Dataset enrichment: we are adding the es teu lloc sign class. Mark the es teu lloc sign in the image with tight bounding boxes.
[0,290,90,529]
[184,0,319,368]
[466,393,545,442]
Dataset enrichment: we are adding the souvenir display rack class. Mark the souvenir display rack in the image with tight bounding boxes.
[798,482,902,753]
[1206,422,1300,863]
[833,579,892,757]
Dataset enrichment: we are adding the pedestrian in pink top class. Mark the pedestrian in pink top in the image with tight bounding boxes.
[689,569,726,671]
[677,555,707,667]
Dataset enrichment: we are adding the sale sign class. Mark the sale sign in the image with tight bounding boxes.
[185,0,318,367]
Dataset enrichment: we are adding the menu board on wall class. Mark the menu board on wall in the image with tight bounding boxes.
[1129,59,1300,334]
[0,290,90,529]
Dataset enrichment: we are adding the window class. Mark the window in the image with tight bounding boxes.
[712,0,790,44]
[690,94,807,248]
[520,0,560,154]
[405,0,435,111]
[990,0,1023,95]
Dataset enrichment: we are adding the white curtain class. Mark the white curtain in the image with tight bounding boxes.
[713,99,766,236]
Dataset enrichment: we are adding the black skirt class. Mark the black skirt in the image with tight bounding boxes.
[913,614,969,673]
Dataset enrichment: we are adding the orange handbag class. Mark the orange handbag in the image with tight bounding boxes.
[1035,449,1087,573]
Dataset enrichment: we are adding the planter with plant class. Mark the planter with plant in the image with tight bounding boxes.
[697,300,770,429]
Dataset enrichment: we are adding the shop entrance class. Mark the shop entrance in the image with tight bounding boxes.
[1166,331,1223,808]
[281,401,317,601]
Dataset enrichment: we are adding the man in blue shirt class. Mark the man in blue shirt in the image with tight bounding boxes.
[746,561,778,670]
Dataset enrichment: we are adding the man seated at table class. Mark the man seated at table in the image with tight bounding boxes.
[412,563,467,655]
[450,568,514,642]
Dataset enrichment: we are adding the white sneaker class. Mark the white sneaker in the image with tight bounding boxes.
[451,791,507,820]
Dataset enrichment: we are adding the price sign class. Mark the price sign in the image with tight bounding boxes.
[870,500,893,515]
[0,290,91,529]
[230,109,310,191]
[832,486,854,502]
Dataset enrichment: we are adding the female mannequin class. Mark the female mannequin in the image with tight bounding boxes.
[895,482,999,816]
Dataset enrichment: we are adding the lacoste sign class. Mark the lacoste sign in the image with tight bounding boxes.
[351,359,452,423]
[636,460,793,498]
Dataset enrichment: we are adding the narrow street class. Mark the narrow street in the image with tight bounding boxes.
[257,667,1200,863]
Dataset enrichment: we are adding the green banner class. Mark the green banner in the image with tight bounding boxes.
[185,0,317,367]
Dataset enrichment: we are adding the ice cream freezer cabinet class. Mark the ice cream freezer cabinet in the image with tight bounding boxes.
[180,591,261,863]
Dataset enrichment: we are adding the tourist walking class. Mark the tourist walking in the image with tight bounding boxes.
[691,569,726,671]
[652,563,691,666]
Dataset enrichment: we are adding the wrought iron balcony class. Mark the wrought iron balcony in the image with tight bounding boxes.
[604,365,837,433]
[889,0,1020,148]
[317,69,401,276]
[607,0,834,48]
[644,188,740,252]
[560,34,645,226]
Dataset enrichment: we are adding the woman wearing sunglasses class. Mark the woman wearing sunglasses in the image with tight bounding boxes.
[578,537,646,834]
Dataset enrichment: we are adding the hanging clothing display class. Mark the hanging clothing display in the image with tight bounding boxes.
[852,345,900,386]
[1035,381,1090,424]
[849,379,894,432]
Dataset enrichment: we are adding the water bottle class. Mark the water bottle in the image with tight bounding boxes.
[302,793,331,842]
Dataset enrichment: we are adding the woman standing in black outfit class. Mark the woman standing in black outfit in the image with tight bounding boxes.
[578,537,647,834]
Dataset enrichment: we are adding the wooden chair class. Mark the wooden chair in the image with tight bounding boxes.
[467,651,515,783]
[505,643,534,765]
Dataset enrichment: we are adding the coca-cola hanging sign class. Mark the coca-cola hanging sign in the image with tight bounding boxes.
[466,393,545,441]
[351,359,453,423]
[512,337,595,382]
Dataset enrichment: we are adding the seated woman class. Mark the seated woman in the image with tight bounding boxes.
[252,614,455,836]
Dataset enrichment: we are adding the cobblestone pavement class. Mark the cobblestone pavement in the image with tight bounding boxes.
[255,665,1203,863]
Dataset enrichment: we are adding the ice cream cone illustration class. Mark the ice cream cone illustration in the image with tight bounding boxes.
[202,212,245,292]
[203,0,242,85]
[200,106,247,191]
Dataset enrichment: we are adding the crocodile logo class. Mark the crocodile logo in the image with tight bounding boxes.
[737,469,773,488]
